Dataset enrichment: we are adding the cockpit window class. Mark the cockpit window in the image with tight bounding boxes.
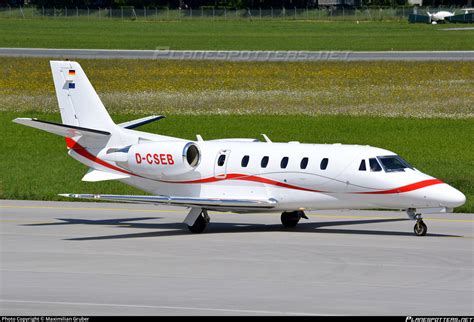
[369,158,382,172]
[359,160,366,171]
[377,155,414,172]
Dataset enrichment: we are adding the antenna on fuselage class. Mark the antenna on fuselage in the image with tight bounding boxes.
[261,134,272,143]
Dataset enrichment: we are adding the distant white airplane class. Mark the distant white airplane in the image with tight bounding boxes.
[13,61,466,236]
[426,10,455,23]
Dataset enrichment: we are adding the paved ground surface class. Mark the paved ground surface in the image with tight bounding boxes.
[1,200,473,316]
[1,48,474,61]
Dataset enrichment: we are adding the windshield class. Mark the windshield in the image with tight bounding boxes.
[377,155,414,172]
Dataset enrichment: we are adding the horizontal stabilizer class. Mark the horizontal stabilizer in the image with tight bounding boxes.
[13,118,110,138]
[59,193,277,209]
[118,115,165,129]
[82,169,130,182]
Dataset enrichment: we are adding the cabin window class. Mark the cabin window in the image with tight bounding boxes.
[369,158,382,172]
[377,155,414,172]
[359,160,366,171]
[281,157,289,169]
[217,154,226,167]
[300,157,309,169]
[261,156,269,168]
[320,158,329,170]
[241,155,249,167]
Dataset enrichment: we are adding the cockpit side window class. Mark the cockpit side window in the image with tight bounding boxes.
[369,158,382,172]
[359,160,366,171]
[377,155,414,172]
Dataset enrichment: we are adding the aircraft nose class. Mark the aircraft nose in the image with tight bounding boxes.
[437,184,466,208]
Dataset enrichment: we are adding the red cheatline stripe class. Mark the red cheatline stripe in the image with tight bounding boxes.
[161,173,325,192]
[163,175,444,194]
[353,179,444,194]
[65,137,135,176]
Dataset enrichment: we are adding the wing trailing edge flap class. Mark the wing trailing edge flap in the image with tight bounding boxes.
[81,169,130,182]
[59,193,278,209]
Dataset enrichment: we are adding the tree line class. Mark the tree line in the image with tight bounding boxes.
[2,0,469,9]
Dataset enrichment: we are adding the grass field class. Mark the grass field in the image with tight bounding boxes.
[1,58,473,118]
[1,19,474,51]
[1,112,473,212]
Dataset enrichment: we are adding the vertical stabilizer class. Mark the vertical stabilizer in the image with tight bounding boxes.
[50,61,116,131]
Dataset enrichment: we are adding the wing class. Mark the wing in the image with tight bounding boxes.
[59,193,277,210]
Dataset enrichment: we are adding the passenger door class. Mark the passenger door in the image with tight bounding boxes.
[214,149,231,179]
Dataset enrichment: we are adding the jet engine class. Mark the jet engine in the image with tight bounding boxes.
[102,141,201,179]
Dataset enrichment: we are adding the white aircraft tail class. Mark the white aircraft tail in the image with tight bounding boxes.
[50,61,117,132]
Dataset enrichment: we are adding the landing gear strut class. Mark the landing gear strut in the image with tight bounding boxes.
[407,208,428,237]
[281,211,307,228]
[187,210,210,234]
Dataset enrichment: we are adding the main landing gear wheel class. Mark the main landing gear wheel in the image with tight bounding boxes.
[187,210,210,234]
[414,219,427,236]
[281,211,306,228]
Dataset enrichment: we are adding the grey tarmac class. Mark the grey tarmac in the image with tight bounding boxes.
[0,48,474,61]
[0,200,473,315]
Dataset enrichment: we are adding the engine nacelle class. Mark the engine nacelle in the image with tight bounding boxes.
[115,141,200,179]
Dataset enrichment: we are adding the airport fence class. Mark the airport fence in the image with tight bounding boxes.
[0,6,464,21]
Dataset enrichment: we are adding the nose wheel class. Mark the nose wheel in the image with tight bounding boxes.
[407,209,428,236]
[414,219,427,236]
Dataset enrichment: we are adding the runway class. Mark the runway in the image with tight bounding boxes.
[1,200,473,315]
[1,48,474,61]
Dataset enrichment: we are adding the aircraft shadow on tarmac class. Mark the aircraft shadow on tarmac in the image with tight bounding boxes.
[23,217,461,240]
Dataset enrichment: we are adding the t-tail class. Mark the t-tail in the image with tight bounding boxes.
[14,61,120,141]
[13,61,130,182]
[50,61,117,131]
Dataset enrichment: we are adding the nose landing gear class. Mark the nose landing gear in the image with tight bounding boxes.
[407,208,428,236]
[414,218,427,236]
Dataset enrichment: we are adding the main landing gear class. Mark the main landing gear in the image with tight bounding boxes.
[407,208,427,237]
[186,209,210,234]
[281,211,308,228]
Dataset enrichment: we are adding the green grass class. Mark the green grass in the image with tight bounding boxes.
[1,19,474,50]
[1,112,473,212]
[1,57,473,118]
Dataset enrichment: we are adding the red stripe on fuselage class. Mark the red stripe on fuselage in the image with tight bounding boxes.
[65,137,134,176]
[162,175,444,194]
[160,173,324,192]
[353,179,444,194]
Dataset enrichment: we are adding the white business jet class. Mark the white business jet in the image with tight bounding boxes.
[13,61,466,235]
[426,10,455,23]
